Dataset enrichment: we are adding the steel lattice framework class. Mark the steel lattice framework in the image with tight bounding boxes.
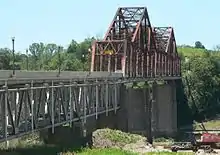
[91,7,181,78]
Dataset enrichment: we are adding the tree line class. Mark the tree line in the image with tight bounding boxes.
[0,37,97,71]
[1,38,220,124]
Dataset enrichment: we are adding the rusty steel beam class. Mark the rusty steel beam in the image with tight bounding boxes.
[90,6,181,79]
[153,27,181,77]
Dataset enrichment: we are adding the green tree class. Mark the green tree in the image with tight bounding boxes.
[29,42,45,70]
[0,48,11,69]
[180,46,220,121]
[195,41,205,49]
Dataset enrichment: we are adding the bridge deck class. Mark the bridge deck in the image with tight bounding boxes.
[0,70,181,85]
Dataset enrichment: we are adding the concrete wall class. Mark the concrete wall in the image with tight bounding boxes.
[126,88,149,134]
[116,85,151,137]
[152,82,177,136]
[117,81,177,137]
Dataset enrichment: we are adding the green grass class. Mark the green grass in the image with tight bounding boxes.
[100,128,142,144]
[145,152,194,155]
[193,119,220,130]
[153,137,174,147]
[75,148,137,155]
[178,47,208,58]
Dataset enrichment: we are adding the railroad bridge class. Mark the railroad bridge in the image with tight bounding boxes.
[0,7,181,145]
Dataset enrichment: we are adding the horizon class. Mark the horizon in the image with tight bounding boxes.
[1,0,219,52]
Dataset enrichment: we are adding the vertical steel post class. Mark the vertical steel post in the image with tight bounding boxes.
[31,81,34,132]
[51,80,55,134]
[25,84,29,132]
[3,81,8,148]
[114,82,117,114]
[105,81,109,116]
[95,80,99,119]
[69,80,73,126]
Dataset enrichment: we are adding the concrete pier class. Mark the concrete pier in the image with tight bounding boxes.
[117,81,178,137]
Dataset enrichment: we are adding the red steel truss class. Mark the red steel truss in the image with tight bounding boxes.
[90,7,181,78]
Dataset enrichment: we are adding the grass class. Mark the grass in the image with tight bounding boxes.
[145,152,194,155]
[153,137,174,147]
[62,148,195,155]
[193,119,220,130]
[101,129,142,144]
[75,148,137,155]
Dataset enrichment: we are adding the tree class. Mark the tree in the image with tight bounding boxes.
[195,41,205,49]
[43,44,58,70]
[78,37,95,62]
[67,39,79,54]
[0,48,11,69]
[29,42,45,70]
[180,46,220,121]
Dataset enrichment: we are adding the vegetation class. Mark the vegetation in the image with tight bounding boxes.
[0,38,96,71]
[145,153,194,155]
[75,148,138,155]
[92,128,146,151]
[99,128,142,144]
[0,128,195,154]
[74,149,194,155]
[193,119,220,130]
[179,42,220,124]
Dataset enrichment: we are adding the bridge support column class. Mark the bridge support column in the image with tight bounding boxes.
[117,84,128,132]
[153,81,177,136]
[170,80,177,134]
[151,82,158,138]
[117,83,151,137]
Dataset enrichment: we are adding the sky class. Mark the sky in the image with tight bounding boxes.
[0,0,219,52]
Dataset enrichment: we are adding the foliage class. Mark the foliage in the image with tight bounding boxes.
[101,128,141,144]
[194,41,205,49]
[0,37,95,72]
[178,42,220,122]
[74,148,194,155]
[92,128,144,149]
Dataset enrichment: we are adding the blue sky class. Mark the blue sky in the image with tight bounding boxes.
[0,0,219,52]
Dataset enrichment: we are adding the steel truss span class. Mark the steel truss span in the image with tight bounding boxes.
[90,7,181,78]
[0,80,120,142]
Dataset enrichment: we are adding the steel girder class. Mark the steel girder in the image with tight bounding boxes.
[0,80,120,141]
[90,7,181,78]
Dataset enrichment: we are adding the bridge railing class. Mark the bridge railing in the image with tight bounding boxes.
[0,79,121,142]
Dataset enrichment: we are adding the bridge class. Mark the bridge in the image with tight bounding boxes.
[0,7,181,146]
